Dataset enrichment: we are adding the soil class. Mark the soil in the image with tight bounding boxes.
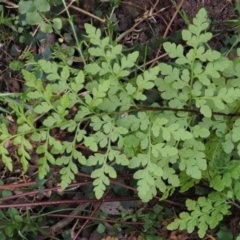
[80,0,237,34]
[104,0,237,50]
[181,0,236,23]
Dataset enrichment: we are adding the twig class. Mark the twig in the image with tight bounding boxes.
[69,4,105,23]
[57,0,75,15]
[133,53,168,72]
[116,18,145,43]
[206,234,216,240]
[0,182,92,202]
[0,181,37,190]
[47,203,89,237]
[0,197,140,209]
[116,0,160,43]
[150,0,185,67]
[73,188,112,240]
[229,201,240,209]
[121,1,145,11]
[44,213,145,225]
[2,0,18,8]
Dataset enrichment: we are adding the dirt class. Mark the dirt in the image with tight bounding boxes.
[119,0,236,25]
[108,0,237,51]
[181,0,236,24]
[79,0,236,49]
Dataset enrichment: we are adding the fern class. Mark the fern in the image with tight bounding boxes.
[168,192,231,238]
[2,7,240,237]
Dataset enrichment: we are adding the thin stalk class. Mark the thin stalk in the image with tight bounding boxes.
[61,0,86,65]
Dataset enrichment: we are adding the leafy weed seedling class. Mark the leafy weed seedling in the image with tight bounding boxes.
[2,7,240,238]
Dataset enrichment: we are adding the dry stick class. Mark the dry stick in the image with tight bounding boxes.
[116,18,146,43]
[73,188,112,240]
[0,181,92,202]
[47,203,90,238]
[121,0,145,11]
[69,4,105,23]
[0,181,37,190]
[116,0,160,43]
[45,213,145,225]
[206,234,216,240]
[2,0,18,8]
[133,52,168,72]
[150,0,185,67]
[0,197,140,209]
[57,0,75,15]
[152,0,160,11]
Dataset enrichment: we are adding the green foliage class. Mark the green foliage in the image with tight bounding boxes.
[141,204,164,235]
[168,192,231,238]
[217,227,233,240]
[0,181,45,239]
[18,0,62,32]
[3,7,240,238]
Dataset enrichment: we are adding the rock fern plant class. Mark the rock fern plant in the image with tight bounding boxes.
[1,8,240,237]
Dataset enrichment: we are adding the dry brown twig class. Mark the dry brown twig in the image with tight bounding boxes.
[55,0,106,23]
[47,203,90,238]
[69,4,105,23]
[117,0,169,42]
[57,0,75,15]
[150,0,186,67]
[72,188,112,240]
[2,0,18,8]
